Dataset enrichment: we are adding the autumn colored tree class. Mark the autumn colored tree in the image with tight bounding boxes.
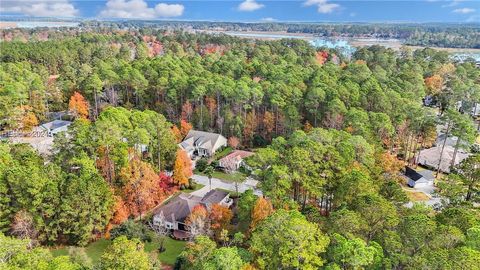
[22,112,38,131]
[376,152,404,175]
[228,136,240,149]
[180,119,192,138]
[303,121,313,133]
[68,91,89,119]
[424,75,443,95]
[205,96,217,126]
[263,111,275,140]
[209,203,233,238]
[119,152,164,219]
[173,149,192,187]
[181,101,193,121]
[111,197,129,225]
[185,205,210,238]
[171,125,182,143]
[243,111,257,146]
[250,197,273,230]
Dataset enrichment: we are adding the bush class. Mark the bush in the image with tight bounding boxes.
[196,158,208,172]
[110,219,152,242]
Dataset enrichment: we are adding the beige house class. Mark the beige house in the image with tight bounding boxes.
[179,130,227,158]
[152,189,232,232]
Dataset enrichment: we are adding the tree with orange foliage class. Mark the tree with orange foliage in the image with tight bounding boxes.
[180,119,192,138]
[111,197,129,224]
[171,125,182,143]
[21,111,38,132]
[68,91,90,119]
[228,136,240,149]
[376,152,404,175]
[303,121,313,133]
[181,101,193,121]
[243,111,257,146]
[209,203,233,238]
[173,149,192,187]
[424,75,443,95]
[119,152,165,219]
[250,197,273,230]
[205,96,217,126]
[185,205,210,238]
[263,111,275,140]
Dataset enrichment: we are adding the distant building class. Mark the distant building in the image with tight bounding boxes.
[152,189,232,234]
[405,167,433,188]
[37,120,72,137]
[179,130,227,158]
[219,150,255,171]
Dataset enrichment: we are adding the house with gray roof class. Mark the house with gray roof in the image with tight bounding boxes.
[152,189,232,234]
[37,120,72,137]
[179,130,227,158]
[405,167,433,188]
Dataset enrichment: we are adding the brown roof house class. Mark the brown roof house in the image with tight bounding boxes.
[179,130,227,158]
[152,189,232,236]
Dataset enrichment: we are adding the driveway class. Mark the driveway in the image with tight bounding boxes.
[191,174,263,197]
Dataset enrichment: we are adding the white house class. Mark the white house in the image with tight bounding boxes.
[37,120,72,137]
[405,167,433,188]
[179,130,227,158]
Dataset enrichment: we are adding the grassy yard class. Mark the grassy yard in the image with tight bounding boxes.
[51,237,186,266]
[183,183,205,193]
[196,170,247,183]
[212,147,233,160]
[403,188,431,202]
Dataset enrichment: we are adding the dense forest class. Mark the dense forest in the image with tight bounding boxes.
[2,21,480,48]
[1,28,480,269]
[82,21,480,48]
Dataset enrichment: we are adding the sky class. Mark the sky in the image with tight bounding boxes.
[1,0,479,23]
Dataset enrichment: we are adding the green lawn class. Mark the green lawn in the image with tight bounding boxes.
[213,147,233,160]
[183,183,205,193]
[51,237,186,266]
[196,170,247,183]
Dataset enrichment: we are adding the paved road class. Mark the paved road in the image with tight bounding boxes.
[191,174,263,197]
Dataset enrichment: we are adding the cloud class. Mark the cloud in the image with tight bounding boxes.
[303,0,340,14]
[453,8,476,14]
[442,0,463,8]
[260,17,276,22]
[238,0,264,12]
[155,3,184,17]
[99,0,184,19]
[0,0,78,17]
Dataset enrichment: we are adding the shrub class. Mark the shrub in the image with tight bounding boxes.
[196,158,208,172]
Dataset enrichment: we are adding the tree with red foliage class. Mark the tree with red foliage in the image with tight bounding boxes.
[180,120,192,138]
[228,136,240,149]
